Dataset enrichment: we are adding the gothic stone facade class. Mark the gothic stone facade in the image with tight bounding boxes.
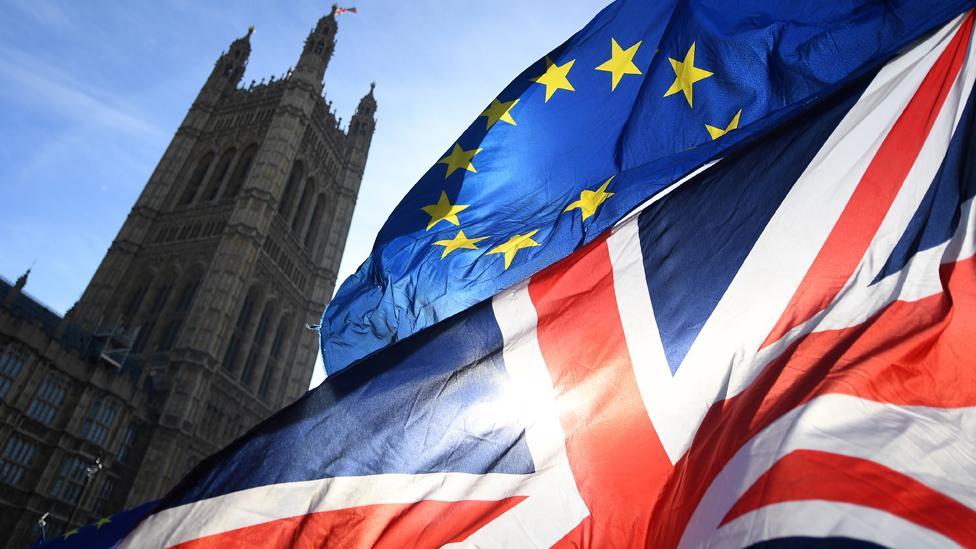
[0,8,374,547]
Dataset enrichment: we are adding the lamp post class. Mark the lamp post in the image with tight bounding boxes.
[66,456,102,531]
[36,512,49,543]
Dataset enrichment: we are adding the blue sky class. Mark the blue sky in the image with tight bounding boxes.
[0,0,609,383]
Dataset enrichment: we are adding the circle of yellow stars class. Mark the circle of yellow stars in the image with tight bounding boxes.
[418,34,742,270]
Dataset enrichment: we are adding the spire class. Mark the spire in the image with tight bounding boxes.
[4,266,31,308]
[356,82,377,115]
[228,26,254,62]
[14,267,30,291]
[319,5,339,32]
[349,82,377,148]
[204,26,252,95]
[295,6,338,85]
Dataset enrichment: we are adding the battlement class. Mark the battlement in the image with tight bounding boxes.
[208,73,348,143]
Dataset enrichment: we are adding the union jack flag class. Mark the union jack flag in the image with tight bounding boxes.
[95,11,976,548]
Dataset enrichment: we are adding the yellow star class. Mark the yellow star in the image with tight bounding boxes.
[438,143,482,178]
[705,109,742,140]
[480,98,519,130]
[564,176,614,221]
[532,57,576,102]
[421,191,469,231]
[664,42,714,107]
[433,230,489,259]
[95,516,112,529]
[595,39,643,91]
[488,230,541,269]
[63,529,79,539]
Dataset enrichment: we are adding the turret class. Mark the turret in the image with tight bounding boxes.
[3,268,30,308]
[352,83,377,128]
[294,6,338,87]
[204,26,253,95]
[347,82,377,170]
[13,268,29,292]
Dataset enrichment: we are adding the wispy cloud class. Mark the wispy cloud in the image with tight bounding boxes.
[0,46,166,188]
[0,47,164,139]
[2,1,73,31]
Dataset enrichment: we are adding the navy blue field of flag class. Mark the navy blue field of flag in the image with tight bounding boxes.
[161,300,532,510]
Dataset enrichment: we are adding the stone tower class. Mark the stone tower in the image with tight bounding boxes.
[65,7,375,505]
[0,8,373,545]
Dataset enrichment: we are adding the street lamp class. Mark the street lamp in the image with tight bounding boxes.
[66,456,102,531]
[36,512,49,543]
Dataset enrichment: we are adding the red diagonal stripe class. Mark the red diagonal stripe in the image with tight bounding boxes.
[763,13,974,349]
[527,236,673,546]
[648,254,976,546]
[721,450,976,547]
[172,497,525,549]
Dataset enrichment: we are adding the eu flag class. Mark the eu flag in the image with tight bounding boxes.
[321,0,975,373]
[33,502,156,548]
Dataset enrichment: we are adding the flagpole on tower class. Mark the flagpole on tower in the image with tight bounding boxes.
[332,3,358,16]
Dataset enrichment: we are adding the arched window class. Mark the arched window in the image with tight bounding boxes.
[278,161,304,218]
[222,290,257,371]
[80,398,119,446]
[259,315,290,399]
[121,282,149,322]
[26,375,67,425]
[224,144,258,198]
[133,282,172,352]
[303,194,327,249]
[157,273,200,352]
[291,177,315,233]
[0,344,27,401]
[178,152,214,205]
[241,303,274,386]
[174,276,200,312]
[202,148,237,201]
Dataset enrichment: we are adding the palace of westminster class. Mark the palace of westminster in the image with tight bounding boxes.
[0,6,375,546]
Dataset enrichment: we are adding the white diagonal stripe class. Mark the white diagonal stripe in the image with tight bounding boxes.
[679,394,976,548]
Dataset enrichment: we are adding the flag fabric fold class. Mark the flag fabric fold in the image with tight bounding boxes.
[71,9,976,547]
[320,0,976,373]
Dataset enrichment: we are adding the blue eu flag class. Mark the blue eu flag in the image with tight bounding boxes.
[33,501,157,548]
[321,0,975,373]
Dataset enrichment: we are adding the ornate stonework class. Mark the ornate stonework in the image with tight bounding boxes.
[0,9,374,546]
